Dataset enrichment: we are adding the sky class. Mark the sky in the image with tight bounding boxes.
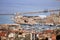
[0,0,60,14]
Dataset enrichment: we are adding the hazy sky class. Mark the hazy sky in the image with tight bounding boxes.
[0,0,60,14]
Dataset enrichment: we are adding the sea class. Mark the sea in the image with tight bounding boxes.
[0,15,14,24]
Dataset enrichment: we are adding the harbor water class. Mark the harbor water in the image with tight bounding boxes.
[0,15,57,32]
